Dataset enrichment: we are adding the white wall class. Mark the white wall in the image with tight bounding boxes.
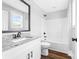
[30,1,45,35]
[26,0,45,36]
[46,9,71,53]
[2,0,45,36]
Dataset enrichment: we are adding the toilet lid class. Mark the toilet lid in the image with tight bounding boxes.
[41,42,50,45]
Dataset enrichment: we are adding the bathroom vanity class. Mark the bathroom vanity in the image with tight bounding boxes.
[2,37,41,59]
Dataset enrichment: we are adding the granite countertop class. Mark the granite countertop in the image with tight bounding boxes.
[2,35,41,52]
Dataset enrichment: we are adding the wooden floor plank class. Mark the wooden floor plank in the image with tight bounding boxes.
[41,49,72,59]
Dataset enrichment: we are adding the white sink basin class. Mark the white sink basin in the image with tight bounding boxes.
[12,38,31,42]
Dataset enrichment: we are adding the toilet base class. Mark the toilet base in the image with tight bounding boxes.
[41,48,48,56]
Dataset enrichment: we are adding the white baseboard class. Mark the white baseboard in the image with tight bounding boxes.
[48,41,70,54]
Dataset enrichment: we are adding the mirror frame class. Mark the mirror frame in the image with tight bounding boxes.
[2,0,30,33]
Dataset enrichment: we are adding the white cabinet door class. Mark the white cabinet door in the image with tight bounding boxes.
[13,50,29,59]
[29,38,41,59]
[22,38,41,59]
[32,41,41,59]
[3,43,30,59]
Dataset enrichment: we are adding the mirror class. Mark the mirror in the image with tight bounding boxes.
[2,0,30,33]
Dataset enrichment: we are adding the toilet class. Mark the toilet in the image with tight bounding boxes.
[41,41,50,56]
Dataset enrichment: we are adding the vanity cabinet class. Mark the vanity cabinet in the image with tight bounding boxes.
[3,38,41,59]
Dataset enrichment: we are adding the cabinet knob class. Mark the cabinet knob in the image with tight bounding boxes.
[28,53,30,59]
[31,51,33,58]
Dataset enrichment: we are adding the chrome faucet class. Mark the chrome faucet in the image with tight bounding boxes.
[17,32,21,37]
[12,32,21,39]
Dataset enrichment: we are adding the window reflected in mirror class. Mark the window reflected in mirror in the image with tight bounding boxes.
[2,1,30,33]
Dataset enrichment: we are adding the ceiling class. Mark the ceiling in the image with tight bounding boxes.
[33,0,69,13]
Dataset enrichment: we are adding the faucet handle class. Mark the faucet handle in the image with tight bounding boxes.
[12,34,17,39]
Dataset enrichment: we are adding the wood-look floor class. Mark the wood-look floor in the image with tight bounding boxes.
[41,50,72,59]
